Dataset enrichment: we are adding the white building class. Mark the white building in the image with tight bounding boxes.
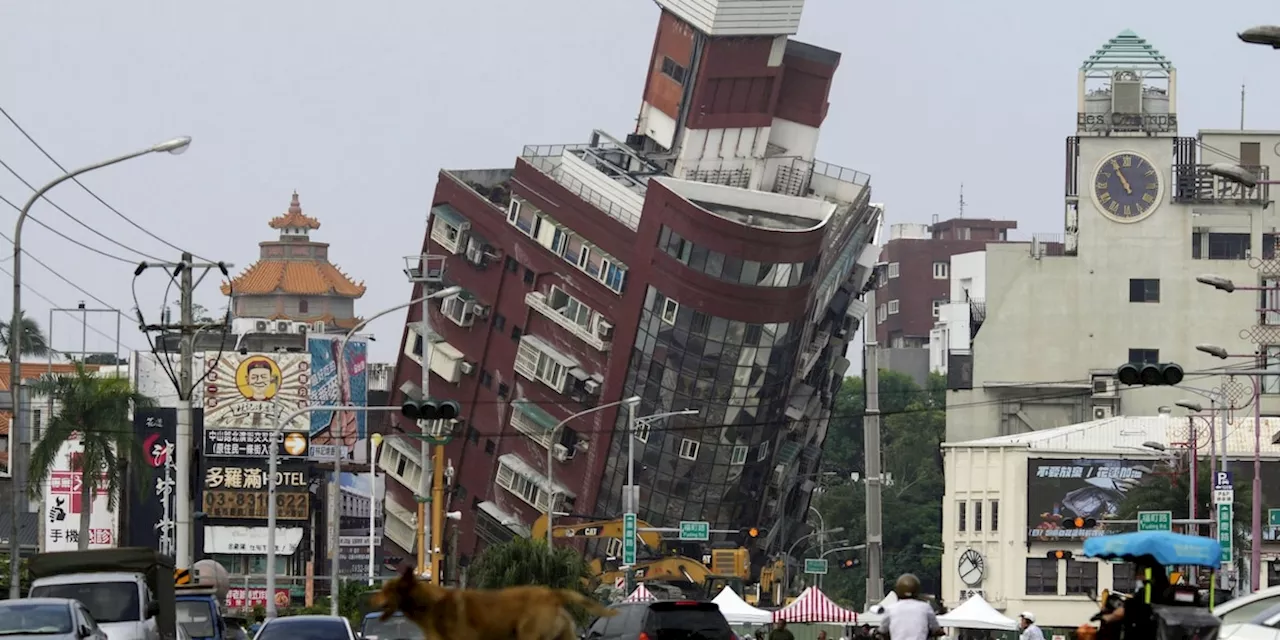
[930,251,987,375]
[943,416,1280,630]
[936,30,1280,443]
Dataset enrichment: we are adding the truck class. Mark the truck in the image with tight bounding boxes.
[27,547,175,640]
[174,559,232,640]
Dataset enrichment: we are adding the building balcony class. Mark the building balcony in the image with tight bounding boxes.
[1172,164,1270,206]
[524,291,612,351]
[796,329,832,380]
[520,144,644,230]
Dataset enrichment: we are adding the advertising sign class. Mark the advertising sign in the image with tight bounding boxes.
[1026,458,1151,540]
[308,336,369,446]
[338,529,385,577]
[126,408,177,554]
[204,428,309,458]
[225,587,291,611]
[201,459,310,521]
[199,352,310,430]
[204,525,304,555]
[43,438,118,551]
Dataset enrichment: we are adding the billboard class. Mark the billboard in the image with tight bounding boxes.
[43,437,119,551]
[126,408,178,555]
[1026,458,1152,540]
[201,459,310,521]
[199,352,310,430]
[308,336,369,446]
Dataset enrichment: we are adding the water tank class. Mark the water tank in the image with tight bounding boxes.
[192,559,231,601]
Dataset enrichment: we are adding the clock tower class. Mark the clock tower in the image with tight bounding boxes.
[1065,30,1178,256]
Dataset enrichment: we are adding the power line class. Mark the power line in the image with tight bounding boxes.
[0,263,134,352]
[0,105,212,263]
[0,192,136,264]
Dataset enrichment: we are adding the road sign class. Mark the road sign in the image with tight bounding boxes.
[1214,489,1235,505]
[1138,511,1172,532]
[1217,503,1233,565]
[804,558,828,575]
[1214,471,1234,489]
[622,513,637,566]
[1270,509,1280,527]
[679,521,710,541]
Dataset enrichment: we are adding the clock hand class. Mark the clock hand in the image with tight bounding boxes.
[1116,170,1133,195]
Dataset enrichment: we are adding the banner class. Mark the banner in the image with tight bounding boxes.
[1026,458,1152,540]
[308,336,369,446]
[225,587,291,611]
[126,408,177,554]
[43,438,118,551]
[199,352,310,430]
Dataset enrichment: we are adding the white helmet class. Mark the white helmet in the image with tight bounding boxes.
[1020,612,1036,623]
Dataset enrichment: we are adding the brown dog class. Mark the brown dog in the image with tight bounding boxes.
[373,566,616,640]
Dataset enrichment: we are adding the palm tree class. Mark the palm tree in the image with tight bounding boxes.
[0,310,50,357]
[469,537,594,593]
[27,362,155,549]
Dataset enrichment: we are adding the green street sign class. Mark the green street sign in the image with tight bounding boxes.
[1217,503,1233,564]
[1269,509,1280,527]
[1138,511,1173,532]
[804,558,828,575]
[622,513,637,566]
[679,521,710,541]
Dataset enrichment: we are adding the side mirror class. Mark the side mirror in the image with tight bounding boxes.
[77,627,92,639]
[146,601,161,618]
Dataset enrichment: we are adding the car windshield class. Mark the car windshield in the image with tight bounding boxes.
[257,618,349,640]
[645,604,734,640]
[177,601,217,638]
[361,615,423,640]
[0,602,74,635]
[28,582,140,624]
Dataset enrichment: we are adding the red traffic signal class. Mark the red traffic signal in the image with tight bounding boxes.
[839,558,860,570]
[1061,517,1097,529]
[1047,550,1074,560]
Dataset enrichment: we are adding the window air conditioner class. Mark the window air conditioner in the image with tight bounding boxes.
[1093,405,1114,420]
[458,361,475,376]
[255,320,269,332]
[596,320,614,339]
[553,443,573,462]
[275,321,291,333]
[583,379,601,394]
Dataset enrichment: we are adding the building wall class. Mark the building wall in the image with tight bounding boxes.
[875,237,990,346]
[235,294,355,321]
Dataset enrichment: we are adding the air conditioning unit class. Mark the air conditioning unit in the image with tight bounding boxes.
[472,304,490,320]
[442,295,476,328]
[574,440,590,453]
[596,320,614,339]
[771,464,787,487]
[296,323,309,335]
[1093,405,1114,420]
[1091,375,1117,398]
[553,443,574,462]
[458,361,475,376]
[255,320,269,333]
[583,379,601,394]
[464,239,489,267]
[232,318,269,335]
[275,321,292,333]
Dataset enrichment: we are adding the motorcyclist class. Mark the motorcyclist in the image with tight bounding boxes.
[1094,556,1172,638]
[877,574,944,640]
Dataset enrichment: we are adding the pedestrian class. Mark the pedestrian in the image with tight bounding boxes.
[818,631,828,640]
[769,619,796,640]
[877,574,944,640]
[1018,612,1045,640]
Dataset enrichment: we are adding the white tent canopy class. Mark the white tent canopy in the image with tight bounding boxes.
[712,587,773,625]
[624,584,657,602]
[936,594,1018,631]
[858,592,899,626]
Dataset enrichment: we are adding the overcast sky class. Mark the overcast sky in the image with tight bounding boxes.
[3,0,1279,366]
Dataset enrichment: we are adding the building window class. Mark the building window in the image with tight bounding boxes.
[1129,278,1160,303]
[506,199,521,224]
[974,501,983,532]
[990,500,999,532]
[1264,345,1280,394]
[678,438,700,461]
[1026,558,1059,595]
[513,336,574,393]
[887,262,900,279]
[730,445,748,465]
[660,56,687,84]
[605,538,623,558]
[1066,559,1099,595]
[509,403,555,449]
[493,313,506,331]
[485,439,496,454]
[887,300,900,315]
[932,299,943,318]
[876,304,887,324]
[757,439,771,461]
[933,262,949,279]
[504,256,519,272]
[430,212,469,254]
[1128,348,1159,365]
[523,268,535,285]
[957,501,967,532]
[633,421,650,443]
[479,370,493,388]
[298,299,309,314]
[548,285,594,329]
[661,298,680,325]
[1111,562,1139,594]
[495,459,556,511]
[1192,232,1250,260]
[441,294,477,327]
[497,383,509,399]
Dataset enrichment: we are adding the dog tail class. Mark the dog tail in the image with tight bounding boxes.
[558,590,617,617]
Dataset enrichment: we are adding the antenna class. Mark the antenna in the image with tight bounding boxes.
[958,184,967,218]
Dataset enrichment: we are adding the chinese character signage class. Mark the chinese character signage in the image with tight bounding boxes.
[126,409,178,554]
[199,352,310,430]
[43,437,118,551]
[204,461,309,490]
[308,336,368,446]
[204,525,304,555]
[204,428,309,458]
[225,587,291,611]
[200,459,310,521]
[1026,458,1151,540]
[337,528,384,577]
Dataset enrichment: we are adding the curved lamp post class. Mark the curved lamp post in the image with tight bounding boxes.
[8,136,191,599]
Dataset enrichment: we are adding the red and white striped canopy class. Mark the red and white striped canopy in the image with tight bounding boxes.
[773,587,858,624]
[624,583,657,602]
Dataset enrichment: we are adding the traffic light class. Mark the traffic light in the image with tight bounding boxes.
[1061,516,1098,530]
[743,527,761,538]
[737,526,765,544]
[1046,550,1074,560]
[839,558,860,570]
[401,398,462,421]
[1116,362,1183,386]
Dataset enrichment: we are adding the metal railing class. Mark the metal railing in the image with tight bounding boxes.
[812,159,872,187]
[519,154,641,230]
[1172,164,1271,205]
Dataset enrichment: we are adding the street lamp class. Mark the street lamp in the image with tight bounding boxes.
[782,526,845,594]
[1195,276,1236,294]
[368,433,384,586]
[545,396,641,546]
[7,135,192,599]
[1239,26,1280,49]
[1196,343,1231,360]
[1176,400,1203,412]
[1206,163,1263,188]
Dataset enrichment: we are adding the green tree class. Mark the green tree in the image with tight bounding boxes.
[1116,461,1252,553]
[169,302,222,325]
[0,310,50,357]
[813,371,946,610]
[0,555,30,598]
[83,354,127,366]
[470,537,593,593]
[27,362,155,549]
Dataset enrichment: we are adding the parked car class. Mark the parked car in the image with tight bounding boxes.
[251,615,354,640]
[1217,602,1280,640]
[0,597,109,640]
[1217,586,1280,625]
[582,600,734,640]
[358,612,422,640]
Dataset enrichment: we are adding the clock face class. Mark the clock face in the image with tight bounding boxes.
[958,549,984,586]
[1093,152,1161,222]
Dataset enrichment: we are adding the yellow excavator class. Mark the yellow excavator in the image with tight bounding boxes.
[532,515,787,606]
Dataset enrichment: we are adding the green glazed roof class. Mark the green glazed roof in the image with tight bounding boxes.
[1081,29,1172,72]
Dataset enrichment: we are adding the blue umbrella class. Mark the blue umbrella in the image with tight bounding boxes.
[1082,531,1221,568]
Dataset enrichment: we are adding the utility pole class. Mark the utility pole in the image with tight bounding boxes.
[138,254,232,571]
[863,341,884,606]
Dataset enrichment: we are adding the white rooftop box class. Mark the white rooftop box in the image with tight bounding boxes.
[656,0,805,36]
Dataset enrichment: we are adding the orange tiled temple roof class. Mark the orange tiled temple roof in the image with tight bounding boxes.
[222,261,366,297]
[269,192,321,230]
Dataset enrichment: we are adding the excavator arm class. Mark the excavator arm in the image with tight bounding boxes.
[531,514,664,550]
